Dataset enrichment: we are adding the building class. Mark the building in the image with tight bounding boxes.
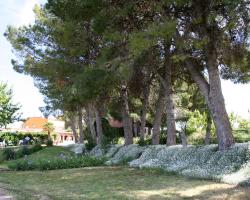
[21,117,75,144]
[22,117,48,132]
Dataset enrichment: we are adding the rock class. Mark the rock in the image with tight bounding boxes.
[67,143,85,155]
[105,144,123,158]
[89,145,105,158]
[106,144,146,165]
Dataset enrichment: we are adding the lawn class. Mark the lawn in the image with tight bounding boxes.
[0,166,249,200]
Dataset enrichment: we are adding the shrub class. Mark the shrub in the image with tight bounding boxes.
[1,144,43,161]
[0,132,48,146]
[85,133,96,151]
[46,139,53,147]
[137,138,151,146]
[30,143,43,153]
[2,148,16,160]
[8,156,106,171]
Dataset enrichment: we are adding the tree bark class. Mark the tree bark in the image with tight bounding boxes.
[180,131,187,147]
[185,60,234,150]
[133,121,138,137]
[69,115,78,143]
[78,108,84,143]
[206,51,234,149]
[86,104,96,144]
[205,113,212,145]
[152,85,166,145]
[165,62,176,146]
[139,84,150,141]
[121,85,133,145]
[95,106,103,145]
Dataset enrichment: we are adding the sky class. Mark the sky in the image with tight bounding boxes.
[0,0,250,119]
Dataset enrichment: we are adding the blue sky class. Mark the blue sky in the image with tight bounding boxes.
[0,0,250,119]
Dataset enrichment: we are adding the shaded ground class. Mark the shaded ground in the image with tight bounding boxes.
[0,166,249,200]
[0,188,14,200]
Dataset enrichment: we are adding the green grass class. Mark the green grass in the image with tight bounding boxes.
[0,167,249,200]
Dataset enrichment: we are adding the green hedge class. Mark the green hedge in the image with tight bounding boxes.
[0,132,48,145]
[8,156,106,171]
[1,144,43,161]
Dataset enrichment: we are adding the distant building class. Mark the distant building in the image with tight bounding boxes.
[22,117,48,132]
[20,117,75,145]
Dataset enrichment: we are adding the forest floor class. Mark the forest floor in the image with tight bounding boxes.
[0,166,250,200]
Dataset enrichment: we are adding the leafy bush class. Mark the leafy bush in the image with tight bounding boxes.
[30,143,43,152]
[0,132,48,146]
[85,132,96,151]
[46,139,53,147]
[8,156,106,171]
[1,144,43,161]
[2,148,16,160]
[137,138,151,146]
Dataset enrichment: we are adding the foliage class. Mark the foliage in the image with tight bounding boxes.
[0,82,21,128]
[1,144,43,162]
[5,0,250,149]
[185,110,207,135]
[0,132,48,145]
[8,155,106,171]
[2,148,16,160]
[42,122,55,138]
[46,139,53,147]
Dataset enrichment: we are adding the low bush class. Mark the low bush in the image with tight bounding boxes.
[8,156,106,171]
[2,148,16,160]
[0,132,48,146]
[1,144,43,161]
[46,139,53,147]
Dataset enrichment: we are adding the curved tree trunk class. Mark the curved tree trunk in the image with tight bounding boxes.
[139,84,150,142]
[180,131,187,147]
[86,104,96,144]
[165,63,176,146]
[185,60,234,150]
[152,85,166,145]
[207,54,234,149]
[121,85,133,145]
[78,108,84,144]
[95,106,103,145]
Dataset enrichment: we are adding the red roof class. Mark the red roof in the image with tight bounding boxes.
[22,117,48,129]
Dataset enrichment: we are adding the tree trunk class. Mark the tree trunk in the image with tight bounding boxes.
[207,55,234,149]
[165,63,176,146]
[78,108,84,143]
[180,131,187,147]
[139,84,150,141]
[69,116,78,143]
[185,60,234,150]
[133,121,138,137]
[95,106,103,145]
[121,85,133,145]
[205,112,212,145]
[86,104,96,144]
[152,85,166,145]
[48,131,51,140]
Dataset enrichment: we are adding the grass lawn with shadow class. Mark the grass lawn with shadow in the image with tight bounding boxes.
[0,166,249,200]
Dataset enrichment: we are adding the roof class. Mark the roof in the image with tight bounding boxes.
[22,117,48,130]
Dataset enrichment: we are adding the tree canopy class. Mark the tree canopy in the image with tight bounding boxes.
[5,0,250,150]
[0,82,21,128]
